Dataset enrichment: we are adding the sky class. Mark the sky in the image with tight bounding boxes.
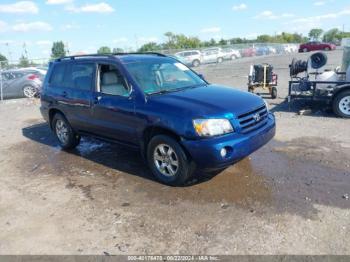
[0,0,349,61]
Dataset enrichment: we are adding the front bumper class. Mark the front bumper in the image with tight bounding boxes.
[181,113,276,170]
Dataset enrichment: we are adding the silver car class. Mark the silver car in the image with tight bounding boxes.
[0,68,46,99]
[222,47,241,60]
[174,50,202,67]
[201,48,225,64]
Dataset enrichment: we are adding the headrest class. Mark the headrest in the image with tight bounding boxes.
[102,71,119,85]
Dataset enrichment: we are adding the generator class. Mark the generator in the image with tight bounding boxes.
[248,63,278,99]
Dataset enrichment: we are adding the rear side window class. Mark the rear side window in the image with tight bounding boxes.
[67,63,95,90]
[50,64,66,86]
[50,62,95,91]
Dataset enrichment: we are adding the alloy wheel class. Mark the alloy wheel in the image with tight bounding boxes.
[153,144,179,177]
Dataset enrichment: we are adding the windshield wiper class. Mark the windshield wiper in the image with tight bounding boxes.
[147,83,207,96]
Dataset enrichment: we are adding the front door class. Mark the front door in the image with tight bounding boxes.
[91,63,137,145]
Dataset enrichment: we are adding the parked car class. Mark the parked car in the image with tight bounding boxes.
[256,46,270,56]
[201,48,225,63]
[0,68,45,99]
[267,46,277,54]
[299,41,336,52]
[40,53,275,186]
[241,47,256,57]
[222,47,241,60]
[283,44,298,54]
[174,50,202,67]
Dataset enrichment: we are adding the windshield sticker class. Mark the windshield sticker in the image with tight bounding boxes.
[174,63,189,71]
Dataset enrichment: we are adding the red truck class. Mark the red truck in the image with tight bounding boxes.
[299,41,336,52]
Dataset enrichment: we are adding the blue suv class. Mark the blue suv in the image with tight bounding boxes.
[40,53,275,185]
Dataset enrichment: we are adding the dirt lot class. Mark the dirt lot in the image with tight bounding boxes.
[0,50,349,255]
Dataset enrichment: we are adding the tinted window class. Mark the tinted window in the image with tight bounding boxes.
[50,62,94,90]
[67,63,95,91]
[50,64,66,86]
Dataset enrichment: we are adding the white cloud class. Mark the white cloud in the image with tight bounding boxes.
[0,20,7,32]
[0,1,38,14]
[46,0,73,4]
[61,23,80,30]
[290,8,350,26]
[36,40,52,46]
[12,21,53,32]
[314,1,326,6]
[67,2,115,13]
[254,10,294,19]
[113,37,128,44]
[232,3,247,11]
[200,27,222,33]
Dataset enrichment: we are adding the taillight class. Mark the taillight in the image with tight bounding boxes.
[27,74,39,80]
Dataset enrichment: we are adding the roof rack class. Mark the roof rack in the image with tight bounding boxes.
[55,52,167,62]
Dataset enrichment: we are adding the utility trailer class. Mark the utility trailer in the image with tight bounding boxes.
[288,52,350,118]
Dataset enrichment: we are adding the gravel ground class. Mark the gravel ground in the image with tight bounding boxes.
[0,50,349,255]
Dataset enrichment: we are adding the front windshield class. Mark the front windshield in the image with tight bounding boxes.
[124,60,206,95]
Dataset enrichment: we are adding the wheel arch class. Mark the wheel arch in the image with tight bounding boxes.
[141,125,190,159]
[333,85,350,100]
[48,108,65,130]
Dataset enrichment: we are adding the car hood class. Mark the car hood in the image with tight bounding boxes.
[148,84,264,118]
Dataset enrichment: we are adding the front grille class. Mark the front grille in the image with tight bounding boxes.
[237,105,268,133]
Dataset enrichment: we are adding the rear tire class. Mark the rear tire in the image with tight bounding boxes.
[147,135,195,186]
[217,57,223,63]
[231,55,237,60]
[52,114,81,149]
[333,90,350,118]
[271,86,277,99]
[324,47,330,51]
[23,85,37,98]
[303,48,308,53]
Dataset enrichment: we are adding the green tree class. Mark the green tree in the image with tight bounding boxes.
[308,28,323,41]
[257,34,272,43]
[97,46,112,54]
[323,28,340,42]
[51,41,66,59]
[138,42,161,52]
[218,38,228,46]
[0,53,8,67]
[112,47,124,53]
[18,55,29,67]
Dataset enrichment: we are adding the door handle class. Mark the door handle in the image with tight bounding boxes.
[94,96,102,104]
[61,91,67,98]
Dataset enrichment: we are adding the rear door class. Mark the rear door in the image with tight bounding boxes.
[48,61,95,131]
[91,62,137,145]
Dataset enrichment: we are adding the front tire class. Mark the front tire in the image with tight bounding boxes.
[147,135,195,186]
[271,86,277,99]
[333,91,350,118]
[217,57,223,63]
[324,47,330,51]
[52,114,81,149]
[192,59,200,67]
[303,48,308,53]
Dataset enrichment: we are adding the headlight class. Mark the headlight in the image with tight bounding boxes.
[193,119,234,137]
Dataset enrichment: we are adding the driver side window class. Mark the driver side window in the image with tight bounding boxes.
[98,64,130,97]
